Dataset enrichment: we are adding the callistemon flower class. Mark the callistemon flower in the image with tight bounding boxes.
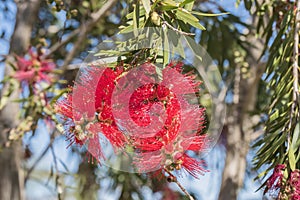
[289,169,300,200]
[13,48,55,84]
[56,60,208,178]
[265,164,286,195]
[112,61,208,178]
[55,65,127,162]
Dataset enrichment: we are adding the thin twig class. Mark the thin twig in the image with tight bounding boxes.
[61,27,87,69]
[25,129,57,183]
[293,1,300,107]
[43,0,118,60]
[50,143,63,200]
[43,29,81,59]
[164,168,195,200]
[288,0,300,144]
[25,143,51,183]
[162,21,195,36]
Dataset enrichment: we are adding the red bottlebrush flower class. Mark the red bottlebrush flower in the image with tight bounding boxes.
[289,170,300,200]
[265,164,286,195]
[56,60,208,178]
[55,65,127,162]
[133,135,208,179]
[13,48,55,83]
[126,62,208,178]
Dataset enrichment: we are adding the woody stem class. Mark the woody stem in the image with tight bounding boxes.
[164,168,195,200]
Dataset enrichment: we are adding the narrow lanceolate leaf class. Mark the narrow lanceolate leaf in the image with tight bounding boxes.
[191,11,230,17]
[182,0,194,11]
[162,0,178,7]
[296,150,300,163]
[288,147,296,171]
[269,109,279,122]
[119,24,134,34]
[291,122,300,153]
[179,0,194,8]
[173,39,185,58]
[125,7,146,20]
[176,8,206,30]
[159,5,178,11]
[163,28,169,67]
[244,0,252,10]
[133,3,139,36]
[141,0,151,16]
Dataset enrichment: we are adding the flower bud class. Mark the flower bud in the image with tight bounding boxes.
[151,12,161,26]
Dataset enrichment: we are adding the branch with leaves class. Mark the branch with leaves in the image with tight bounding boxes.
[251,0,300,198]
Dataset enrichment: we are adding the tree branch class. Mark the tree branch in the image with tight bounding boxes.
[164,168,195,200]
[25,143,51,183]
[293,0,300,105]
[162,21,195,36]
[44,0,118,63]
[62,27,87,69]
[44,29,80,59]
[288,0,300,143]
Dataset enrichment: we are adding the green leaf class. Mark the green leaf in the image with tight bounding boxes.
[296,150,300,163]
[162,0,178,7]
[119,24,134,34]
[163,28,169,67]
[191,11,230,17]
[155,66,163,81]
[269,109,279,122]
[50,88,70,105]
[244,0,252,10]
[125,7,145,19]
[173,40,185,58]
[179,0,194,7]
[184,36,202,62]
[183,0,194,11]
[254,133,286,169]
[141,0,151,16]
[159,5,178,11]
[95,50,128,56]
[288,147,296,171]
[133,3,139,36]
[291,122,300,153]
[176,9,206,30]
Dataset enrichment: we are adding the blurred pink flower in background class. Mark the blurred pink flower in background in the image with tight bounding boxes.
[13,48,55,84]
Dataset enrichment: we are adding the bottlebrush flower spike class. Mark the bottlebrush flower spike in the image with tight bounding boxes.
[56,61,208,179]
[289,170,300,200]
[55,65,127,162]
[122,62,208,178]
[264,164,286,195]
[13,48,55,83]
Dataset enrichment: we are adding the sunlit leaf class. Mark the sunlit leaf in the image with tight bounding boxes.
[288,147,296,171]
[191,11,229,17]
[176,9,205,30]
[141,0,151,16]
